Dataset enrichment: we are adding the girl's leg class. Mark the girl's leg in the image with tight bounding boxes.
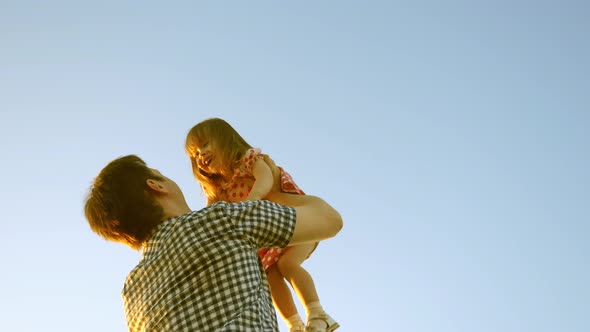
[276,243,319,305]
[277,243,339,331]
[266,264,304,330]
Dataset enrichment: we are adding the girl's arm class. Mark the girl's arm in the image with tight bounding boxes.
[245,158,274,201]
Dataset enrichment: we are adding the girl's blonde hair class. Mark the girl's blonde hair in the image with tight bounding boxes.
[185,118,252,202]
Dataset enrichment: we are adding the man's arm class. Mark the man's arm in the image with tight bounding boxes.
[269,192,343,245]
[291,195,342,245]
[262,155,343,245]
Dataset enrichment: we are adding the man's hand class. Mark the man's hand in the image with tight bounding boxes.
[261,154,282,195]
[262,154,307,207]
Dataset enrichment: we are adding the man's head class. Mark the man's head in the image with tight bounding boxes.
[84,155,166,250]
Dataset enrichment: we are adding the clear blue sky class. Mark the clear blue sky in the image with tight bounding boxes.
[1,1,588,331]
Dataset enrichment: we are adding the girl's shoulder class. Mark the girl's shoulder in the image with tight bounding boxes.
[243,147,263,161]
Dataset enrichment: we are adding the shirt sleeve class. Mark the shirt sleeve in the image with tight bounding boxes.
[224,199,296,249]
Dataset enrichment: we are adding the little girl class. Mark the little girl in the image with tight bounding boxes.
[185,118,339,332]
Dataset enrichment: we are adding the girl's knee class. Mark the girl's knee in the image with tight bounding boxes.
[276,256,299,275]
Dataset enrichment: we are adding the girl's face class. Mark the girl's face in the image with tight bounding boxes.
[194,140,222,175]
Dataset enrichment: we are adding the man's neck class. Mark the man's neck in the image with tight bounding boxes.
[159,198,192,220]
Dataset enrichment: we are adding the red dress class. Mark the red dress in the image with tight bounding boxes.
[220,148,305,270]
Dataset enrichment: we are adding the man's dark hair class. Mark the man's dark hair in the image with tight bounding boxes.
[84,155,165,250]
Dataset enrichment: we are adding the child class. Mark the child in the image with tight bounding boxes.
[185,118,340,332]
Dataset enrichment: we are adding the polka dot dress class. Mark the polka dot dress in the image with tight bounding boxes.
[221,148,305,270]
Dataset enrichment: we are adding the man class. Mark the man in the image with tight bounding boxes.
[84,155,343,331]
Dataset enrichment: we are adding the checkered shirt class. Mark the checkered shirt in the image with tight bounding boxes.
[122,200,296,331]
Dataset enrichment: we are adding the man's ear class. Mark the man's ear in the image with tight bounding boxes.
[146,179,168,193]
